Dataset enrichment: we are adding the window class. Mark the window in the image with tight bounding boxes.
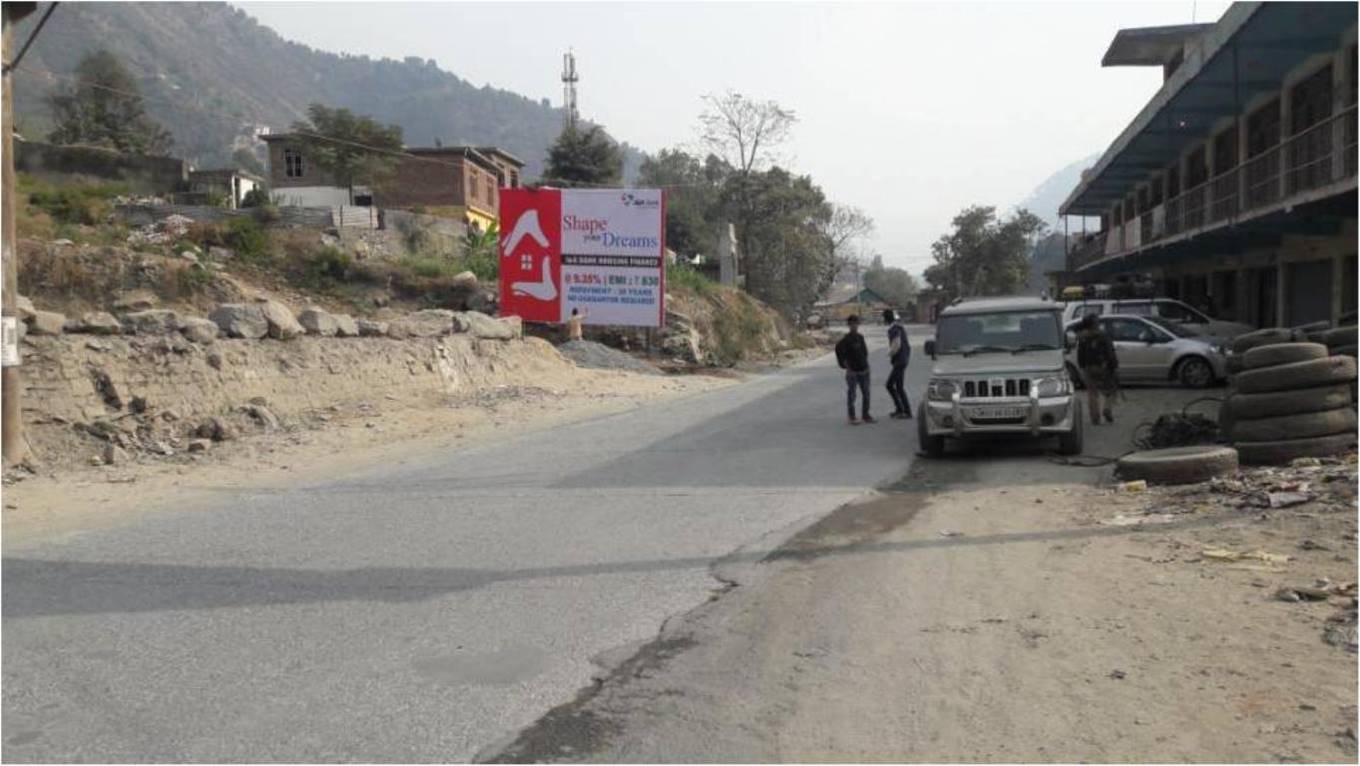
[1103,318,1155,343]
[510,171,520,189]
[1247,98,1281,157]
[1186,146,1208,187]
[486,177,495,205]
[933,310,1062,354]
[1155,300,1206,323]
[1290,64,1333,135]
[1213,127,1238,174]
[1166,164,1181,198]
[284,148,304,178]
[469,171,479,201]
[1073,304,1103,319]
[1113,301,1153,317]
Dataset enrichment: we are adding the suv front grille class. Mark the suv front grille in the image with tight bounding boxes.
[962,378,1032,398]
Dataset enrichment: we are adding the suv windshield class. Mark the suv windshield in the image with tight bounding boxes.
[936,310,1062,355]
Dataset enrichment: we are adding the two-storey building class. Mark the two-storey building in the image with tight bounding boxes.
[1059,2,1357,327]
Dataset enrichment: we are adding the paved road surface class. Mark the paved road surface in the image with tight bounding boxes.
[3,330,929,762]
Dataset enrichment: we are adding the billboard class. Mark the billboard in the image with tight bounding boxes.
[499,188,666,328]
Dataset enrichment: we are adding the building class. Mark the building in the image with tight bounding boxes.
[814,285,892,323]
[262,137,524,230]
[1059,3,1357,328]
[186,168,264,209]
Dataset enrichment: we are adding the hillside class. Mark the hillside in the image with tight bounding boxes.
[1014,151,1102,229]
[11,2,644,178]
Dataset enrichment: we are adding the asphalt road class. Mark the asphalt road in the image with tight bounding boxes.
[3,329,931,763]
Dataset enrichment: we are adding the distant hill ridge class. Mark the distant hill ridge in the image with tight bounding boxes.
[11,2,643,179]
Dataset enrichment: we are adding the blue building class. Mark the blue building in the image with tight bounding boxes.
[1059,3,1357,328]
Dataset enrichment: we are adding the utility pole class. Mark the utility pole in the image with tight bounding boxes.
[2,3,37,467]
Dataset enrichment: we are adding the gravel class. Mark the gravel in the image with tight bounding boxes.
[557,341,661,375]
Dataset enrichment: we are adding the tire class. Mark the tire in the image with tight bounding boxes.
[1242,342,1329,371]
[1235,432,1358,465]
[1333,344,1357,359]
[917,412,944,458]
[1227,407,1357,443]
[1231,327,1295,354]
[1058,401,1084,456]
[1228,384,1354,420]
[1116,445,1240,485]
[1235,356,1357,394]
[1226,355,1246,376]
[1319,325,1358,349]
[1176,355,1216,388]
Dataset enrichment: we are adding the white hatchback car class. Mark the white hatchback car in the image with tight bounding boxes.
[1064,314,1228,389]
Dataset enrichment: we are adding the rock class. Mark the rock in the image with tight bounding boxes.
[662,324,704,364]
[206,348,224,370]
[73,311,122,335]
[187,439,211,454]
[179,316,219,344]
[466,289,496,314]
[102,442,130,465]
[113,289,158,312]
[28,310,66,336]
[452,311,515,340]
[195,416,234,442]
[208,246,235,261]
[387,309,456,338]
[357,319,389,337]
[255,298,304,340]
[120,309,180,335]
[129,395,148,414]
[13,294,35,321]
[242,404,280,431]
[451,271,479,290]
[333,314,360,337]
[178,250,199,263]
[298,307,340,337]
[210,304,269,339]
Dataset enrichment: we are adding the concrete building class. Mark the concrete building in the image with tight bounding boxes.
[186,168,264,209]
[1059,3,1357,328]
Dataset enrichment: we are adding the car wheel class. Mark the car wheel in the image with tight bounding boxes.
[917,412,944,458]
[1177,356,1215,388]
[1057,401,1083,456]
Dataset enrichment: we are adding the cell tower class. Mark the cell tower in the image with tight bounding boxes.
[561,50,579,130]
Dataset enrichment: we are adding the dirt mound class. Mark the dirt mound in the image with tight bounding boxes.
[558,341,661,375]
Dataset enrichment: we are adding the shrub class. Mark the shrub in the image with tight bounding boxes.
[240,188,270,208]
[25,178,127,226]
[666,262,715,296]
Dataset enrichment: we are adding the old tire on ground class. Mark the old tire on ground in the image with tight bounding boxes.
[1227,383,1354,420]
[1226,355,1246,376]
[1235,433,1358,465]
[1228,407,1357,443]
[1319,325,1358,349]
[1242,342,1329,371]
[1115,445,1239,486]
[1235,355,1357,394]
[917,412,944,458]
[1231,328,1295,354]
[1333,344,1357,358]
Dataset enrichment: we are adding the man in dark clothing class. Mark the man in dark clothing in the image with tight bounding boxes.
[883,309,912,419]
[1076,314,1118,425]
[835,315,875,425]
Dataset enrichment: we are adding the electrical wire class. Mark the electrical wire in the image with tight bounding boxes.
[3,2,58,75]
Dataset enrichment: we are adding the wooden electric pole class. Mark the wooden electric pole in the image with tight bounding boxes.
[2,3,38,466]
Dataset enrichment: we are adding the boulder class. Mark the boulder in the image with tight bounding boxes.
[28,310,66,336]
[120,309,180,335]
[113,289,158,312]
[102,442,130,466]
[73,311,123,335]
[255,298,304,340]
[207,246,235,261]
[195,416,235,442]
[451,271,479,290]
[357,319,389,337]
[333,314,360,337]
[453,311,516,340]
[298,307,340,337]
[662,325,704,364]
[209,304,269,339]
[179,316,220,344]
[187,439,212,453]
[387,309,456,338]
[13,294,36,321]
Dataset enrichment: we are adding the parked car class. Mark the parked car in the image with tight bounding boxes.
[1063,314,1227,389]
[919,297,1082,457]
[1059,298,1253,345]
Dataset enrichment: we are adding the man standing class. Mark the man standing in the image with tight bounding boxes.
[1076,314,1118,425]
[835,315,875,425]
[566,307,588,342]
[883,309,911,419]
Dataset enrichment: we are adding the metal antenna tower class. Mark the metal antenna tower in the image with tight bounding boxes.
[561,50,579,129]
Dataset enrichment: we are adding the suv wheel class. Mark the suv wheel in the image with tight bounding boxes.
[1177,356,1215,388]
[917,412,945,458]
[1057,401,1084,455]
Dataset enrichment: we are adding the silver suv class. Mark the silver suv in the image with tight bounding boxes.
[919,297,1082,457]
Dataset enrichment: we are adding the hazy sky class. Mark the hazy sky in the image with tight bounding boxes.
[238,1,1231,273]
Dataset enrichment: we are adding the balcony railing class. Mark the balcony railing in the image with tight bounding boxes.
[1082,105,1357,267]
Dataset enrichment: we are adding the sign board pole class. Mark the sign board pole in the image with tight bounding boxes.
[2,7,27,466]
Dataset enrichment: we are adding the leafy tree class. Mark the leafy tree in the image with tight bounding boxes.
[863,255,921,308]
[232,147,266,176]
[289,103,404,201]
[543,125,622,187]
[47,51,174,155]
[699,90,797,175]
[637,148,727,257]
[924,206,1046,301]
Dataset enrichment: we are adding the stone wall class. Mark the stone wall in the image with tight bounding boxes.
[116,203,334,229]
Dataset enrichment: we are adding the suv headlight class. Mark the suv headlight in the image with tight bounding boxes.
[927,378,959,401]
[1035,376,1071,397]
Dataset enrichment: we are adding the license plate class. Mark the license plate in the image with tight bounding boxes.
[968,405,1025,420]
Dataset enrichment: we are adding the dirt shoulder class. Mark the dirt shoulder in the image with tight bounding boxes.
[486,389,1358,764]
[2,365,736,547]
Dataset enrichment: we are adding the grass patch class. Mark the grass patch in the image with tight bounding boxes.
[712,292,774,365]
[21,174,128,227]
[666,262,715,296]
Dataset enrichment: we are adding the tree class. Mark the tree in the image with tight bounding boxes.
[47,51,174,155]
[543,125,622,187]
[818,204,875,293]
[637,148,728,257]
[232,147,265,176]
[924,206,1047,301]
[863,256,921,308]
[698,90,797,175]
[289,104,404,201]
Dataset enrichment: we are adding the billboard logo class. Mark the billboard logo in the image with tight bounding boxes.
[620,193,660,209]
[504,209,549,254]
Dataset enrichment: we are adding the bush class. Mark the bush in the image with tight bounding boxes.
[183,216,272,263]
[666,262,715,296]
[240,188,270,208]
[24,177,127,226]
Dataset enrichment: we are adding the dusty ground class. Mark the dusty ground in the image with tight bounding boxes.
[488,388,1359,764]
[2,365,736,545]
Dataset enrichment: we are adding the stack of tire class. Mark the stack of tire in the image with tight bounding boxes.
[1222,329,1358,465]
[1305,324,1359,405]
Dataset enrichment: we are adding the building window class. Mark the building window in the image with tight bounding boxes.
[1290,64,1333,135]
[1166,164,1181,198]
[1247,98,1281,157]
[284,148,304,178]
[510,171,519,189]
[1186,146,1208,188]
[486,177,495,206]
[1213,127,1238,174]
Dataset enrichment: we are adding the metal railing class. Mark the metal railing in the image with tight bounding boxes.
[1096,106,1357,259]
[1066,231,1109,271]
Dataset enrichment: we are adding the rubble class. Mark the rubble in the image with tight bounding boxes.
[126,214,194,247]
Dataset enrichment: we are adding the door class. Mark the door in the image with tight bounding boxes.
[1102,317,1170,381]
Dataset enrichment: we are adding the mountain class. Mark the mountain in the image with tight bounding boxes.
[10,2,644,179]
[1014,152,1102,230]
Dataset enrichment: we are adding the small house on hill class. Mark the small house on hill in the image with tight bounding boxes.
[814,285,891,322]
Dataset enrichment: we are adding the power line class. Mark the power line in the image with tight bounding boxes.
[3,2,57,75]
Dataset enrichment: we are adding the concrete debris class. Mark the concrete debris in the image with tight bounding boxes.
[453,311,516,340]
[126,214,193,246]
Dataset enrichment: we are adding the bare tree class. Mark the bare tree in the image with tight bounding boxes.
[698,90,797,175]
[819,204,875,289]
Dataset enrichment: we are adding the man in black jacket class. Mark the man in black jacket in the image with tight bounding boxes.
[835,315,875,425]
[1076,314,1118,425]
